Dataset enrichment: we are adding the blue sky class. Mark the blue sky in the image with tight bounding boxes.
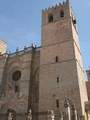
[0,0,90,69]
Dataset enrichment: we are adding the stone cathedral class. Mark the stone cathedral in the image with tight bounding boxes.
[0,0,90,120]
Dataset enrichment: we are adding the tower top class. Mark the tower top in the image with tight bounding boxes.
[42,0,71,26]
[42,0,69,12]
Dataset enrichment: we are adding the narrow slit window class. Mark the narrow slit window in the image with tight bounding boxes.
[73,19,76,24]
[72,17,77,30]
[56,56,59,62]
[56,99,59,108]
[15,85,19,93]
[72,16,76,25]
[57,77,59,83]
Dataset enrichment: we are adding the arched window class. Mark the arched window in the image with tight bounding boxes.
[12,70,21,81]
[48,14,53,23]
[60,10,64,17]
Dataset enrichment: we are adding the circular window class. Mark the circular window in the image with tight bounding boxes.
[12,70,21,81]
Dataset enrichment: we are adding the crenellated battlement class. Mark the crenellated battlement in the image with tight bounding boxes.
[42,0,69,13]
[42,0,70,26]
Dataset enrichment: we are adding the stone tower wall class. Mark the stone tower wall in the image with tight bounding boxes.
[39,1,88,118]
[70,8,88,114]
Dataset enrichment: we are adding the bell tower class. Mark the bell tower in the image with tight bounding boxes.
[39,0,88,118]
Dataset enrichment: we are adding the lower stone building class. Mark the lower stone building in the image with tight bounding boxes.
[0,45,40,120]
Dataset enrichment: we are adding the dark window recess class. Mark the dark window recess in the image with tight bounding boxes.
[72,17,77,30]
[57,77,59,83]
[48,14,53,23]
[56,56,59,62]
[15,85,19,93]
[56,99,59,108]
[60,11,64,17]
[73,19,76,25]
[12,70,21,81]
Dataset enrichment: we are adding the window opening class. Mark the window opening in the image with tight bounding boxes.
[12,70,21,81]
[57,77,59,83]
[48,14,53,23]
[56,56,59,62]
[56,99,59,108]
[60,11,64,17]
[15,85,19,93]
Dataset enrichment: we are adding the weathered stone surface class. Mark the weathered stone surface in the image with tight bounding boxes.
[0,48,40,119]
[0,1,89,120]
[39,1,88,119]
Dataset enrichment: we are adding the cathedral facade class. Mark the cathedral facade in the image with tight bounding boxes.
[0,0,90,120]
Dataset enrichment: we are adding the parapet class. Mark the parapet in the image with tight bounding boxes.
[42,0,70,25]
[8,45,41,58]
[0,40,7,55]
[42,0,69,13]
